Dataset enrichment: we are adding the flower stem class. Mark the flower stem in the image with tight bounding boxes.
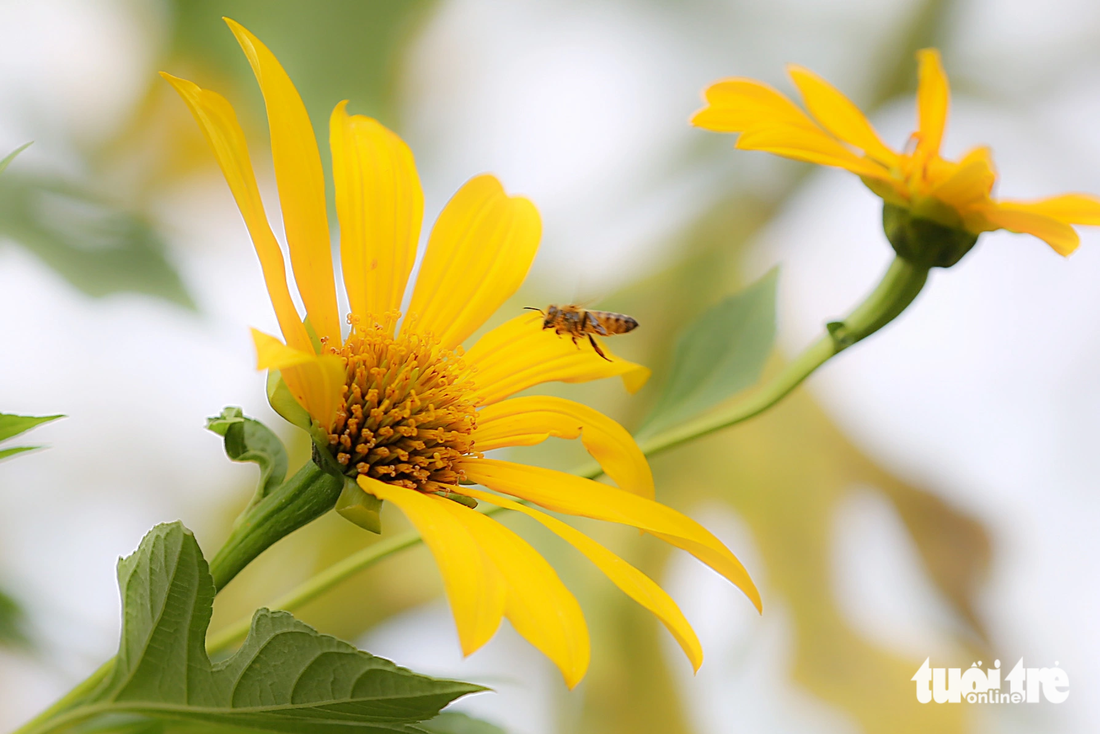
[202,256,929,651]
[639,256,928,457]
[20,256,931,730]
[208,460,344,591]
[12,463,345,734]
[206,519,489,654]
[10,660,112,734]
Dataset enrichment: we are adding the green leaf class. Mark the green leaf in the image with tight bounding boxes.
[421,713,506,734]
[0,412,63,442]
[206,407,288,504]
[0,412,63,461]
[638,268,779,438]
[73,713,257,734]
[56,523,483,733]
[0,141,31,176]
[0,172,194,307]
[0,445,40,461]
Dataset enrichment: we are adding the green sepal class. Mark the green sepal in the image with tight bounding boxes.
[265,370,314,432]
[431,489,479,509]
[303,316,324,354]
[883,202,979,269]
[336,479,384,534]
[205,407,289,515]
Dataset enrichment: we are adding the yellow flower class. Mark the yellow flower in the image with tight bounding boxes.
[693,49,1100,264]
[163,19,760,687]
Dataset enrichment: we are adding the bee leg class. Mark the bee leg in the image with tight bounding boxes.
[586,310,609,336]
[588,334,611,361]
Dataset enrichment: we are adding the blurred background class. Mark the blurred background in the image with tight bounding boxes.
[1,0,1099,731]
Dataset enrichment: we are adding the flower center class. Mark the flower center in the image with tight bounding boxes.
[327,313,479,493]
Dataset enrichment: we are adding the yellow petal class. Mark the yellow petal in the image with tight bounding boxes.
[226,18,340,345]
[330,102,424,327]
[692,78,893,182]
[363,479,505,654]
[786,65,899,167]
[464,313,651,405]
[251,328,345,431]
[736,125,892,180]
[916,48,950,159]
[691,78,822,132]
[160,72,312,355]
[929,148,996,210]
[464,487,703,672]
[403,175,541,350]
[435,497,591,688]
[458,458,762,613]
[996,193,1100,225]
[978,203,1080,256]
[473,395,654,499]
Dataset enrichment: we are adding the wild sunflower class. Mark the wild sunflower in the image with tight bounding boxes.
[693,49,1100,266]
[164,19,760,687]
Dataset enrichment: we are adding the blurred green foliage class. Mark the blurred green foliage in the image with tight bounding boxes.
[0,173,193,307]
[167,0,437,194]
[3,0,999,731]
[0,143,31,177]
[638,268,778,438]
[0,587,28,648]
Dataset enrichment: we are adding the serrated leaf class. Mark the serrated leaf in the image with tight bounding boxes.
[0,173,193,307]
[421,712,506,734]
[206,407,288,504]
[638,268,778,437]
[0,412,63,442]
[0,141,31,176]
[53,523,483,733]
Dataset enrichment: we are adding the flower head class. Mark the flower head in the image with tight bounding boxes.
[164,19,760,686]
[693,49,1100,266]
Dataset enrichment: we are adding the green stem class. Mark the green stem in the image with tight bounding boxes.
[13,463,345,734]
[639,255,928,457]
[203,256,929,651]
[18,256,930,731]
[208,460,343,591]
[10,660,112,734]
[207,516,486,655]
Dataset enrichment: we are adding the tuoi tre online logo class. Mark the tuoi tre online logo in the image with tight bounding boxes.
[913,659,1069,704]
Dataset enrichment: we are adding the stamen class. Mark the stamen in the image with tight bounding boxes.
[327,311,481,493]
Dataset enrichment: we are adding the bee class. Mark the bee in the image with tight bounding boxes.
[525,304,638,362]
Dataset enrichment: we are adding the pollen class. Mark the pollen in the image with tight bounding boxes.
[327,312,480,493]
